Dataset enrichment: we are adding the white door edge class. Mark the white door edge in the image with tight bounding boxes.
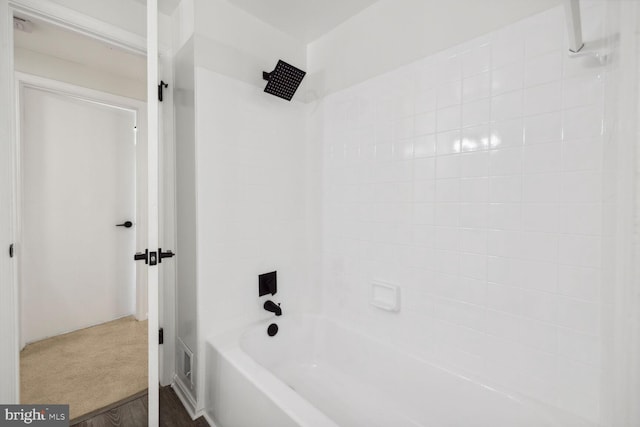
[147,0,160,425]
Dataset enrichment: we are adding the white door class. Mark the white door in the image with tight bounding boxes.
[20,86,138,346]
[0,0,19,403]
[147,0,160,424]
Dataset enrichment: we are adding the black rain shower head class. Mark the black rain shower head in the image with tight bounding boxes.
[263,60,306,101]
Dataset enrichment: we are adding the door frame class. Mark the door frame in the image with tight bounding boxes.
[1,1,177,420]
[14,72,149,347]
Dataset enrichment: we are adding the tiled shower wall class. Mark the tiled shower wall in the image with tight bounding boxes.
[321,4,606,422]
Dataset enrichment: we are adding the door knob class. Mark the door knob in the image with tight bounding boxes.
[116,221,133,228]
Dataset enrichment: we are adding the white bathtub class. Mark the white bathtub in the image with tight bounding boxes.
[205,315,594,427]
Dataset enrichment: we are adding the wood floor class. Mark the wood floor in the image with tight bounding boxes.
[72,386,209,427]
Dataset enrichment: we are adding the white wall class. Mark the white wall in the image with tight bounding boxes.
[43,0,172,49]
[308,0,563,97]
[600,2,640,426]
[170,0,313,409]
[14,48,146,100]
[173,36,198,400]
[193,66,317,411]
[319,3,608,423]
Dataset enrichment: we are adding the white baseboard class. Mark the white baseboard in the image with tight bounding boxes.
[171,375,197,419]
[203,411,218,427]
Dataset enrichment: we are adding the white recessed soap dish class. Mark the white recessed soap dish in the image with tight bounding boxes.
[370,280,400,312]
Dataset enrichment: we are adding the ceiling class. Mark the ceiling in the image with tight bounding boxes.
[13,17,146,83]
[132,0,182,16]
[227,0,379,42]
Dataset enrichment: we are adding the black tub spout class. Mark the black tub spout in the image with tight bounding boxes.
[263,300,282,316]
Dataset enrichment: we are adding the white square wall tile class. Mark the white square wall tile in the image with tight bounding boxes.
[557,328,600,365]
[561,139,603,171]
[488,203,522,231]
[558,265,600,302]
[524,81,562,116]
[459,203,488,229]
[436,131,462,155]
[437,80,462,107]
[492,62,523,96]
[559,234,601,268]
[522,173,561,203]
[491,118,524,149]
[563,72,604,109]
[524,50,562,87]
[435,203,460,227]
[520,260,558,293]
[560,203,602,235]
[463,99,491,128]
[523,142,561,174]
[461,44,491,78]
[415,111,437,136]
[393,139,414,161]
[460,151,489,178]
[485,309,521,341]
[459,228,488,254]
[415,88,437,114]
[414,157,436,181]
[413,203,435,225]
[561,171,602,203]
[435,226,460,251]
[462,126,491,152]
[460,177,489,202]
[524,112,562,145]
[392,94,415,119]
[492,91,523,122]
[557,296,599,335]
[460,252,487,280]
[563,106,603,140]
[520,318,558,353]
[489,147,523,176]
[434,250,459,275]
[521,289,558,323]
[488,256,515,286]
[413,180,436,202]
[455,276,487,305]
[414,134,437,158]
[463,72,491,102]
[489,176,522,203]
[436,178,461,202]
[437,105,462,132]
[522,203,560,233]
[436,54,462,82]
[488,230,521,258]
[520,231,559,263]
[487,282,523,315]
[393,117,414,140]
[436,155,460,178]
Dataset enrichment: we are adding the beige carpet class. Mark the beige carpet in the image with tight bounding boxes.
[21,316,148,421]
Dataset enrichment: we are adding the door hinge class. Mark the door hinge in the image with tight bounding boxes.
[9,243,14,258]
[159,328,164,345]
[158,81,168,102]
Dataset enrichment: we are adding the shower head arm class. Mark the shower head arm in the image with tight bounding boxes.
[263,71,272,81]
